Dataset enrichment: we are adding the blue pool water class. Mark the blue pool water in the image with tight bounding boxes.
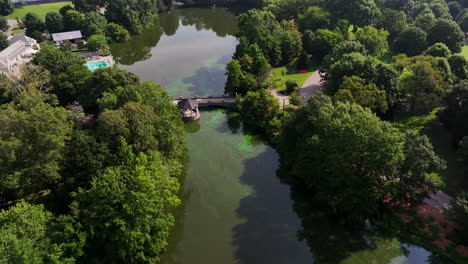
[85,61,109,72]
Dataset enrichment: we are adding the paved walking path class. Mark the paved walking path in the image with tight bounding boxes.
[300,71,322,100]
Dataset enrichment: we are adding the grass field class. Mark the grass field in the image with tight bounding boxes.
[271,58,320,91]
[461,45,468,59]
[6,2,72,19]
[394,110,465,195]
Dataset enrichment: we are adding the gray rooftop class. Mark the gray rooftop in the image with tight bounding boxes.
[52,30,83,42]
[178,99,198,110]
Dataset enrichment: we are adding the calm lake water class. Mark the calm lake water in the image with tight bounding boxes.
[110,7,440,264]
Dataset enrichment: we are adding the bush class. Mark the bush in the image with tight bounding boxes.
[285,80,299,94]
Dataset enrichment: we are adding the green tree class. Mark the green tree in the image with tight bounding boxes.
[0,16,8,31]
[0,0,13,16]
[334,75,388,112]
[0,31,7,51]
[377,8,407,41]
[237,89,282,138]
[458,12,468,32]
[86,34,108,51]
[427,18,464,53]
[439,80,468,141]
[82,12,108,37]
[310,29,344,58]
[33,44,86,74]
[0,202,85,263]
[59,5,74,16]
[327,0,381,26]
[325,52,401,113]
[449,54,468,80]
[106,22,130,43]
[414,9,436,32]
[392,26,428,56]
[23,12,44,38]
[298,6,331,32]
[51,64,93,105]
[280,98,405,221]
[263,0,321,21]
[0,91,73,201]
[71,149,180,264]
[63,10,84,31]
[322,41,368,70]
[224,59,256,95]
[448,1,463,18]
[45,12,64,34]
[397,56,451,113]
[424,42,452,58]
[279,20,303,65]
[355,26,390,57]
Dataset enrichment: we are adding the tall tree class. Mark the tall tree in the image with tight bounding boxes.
[392,26,427,56]
[71,149,180,264]
[0,91,73,201]
[427,18,464,53]
[45,12,64,34]
[0,0,13,16]
[355,26,390,57]
[328,0,381,26]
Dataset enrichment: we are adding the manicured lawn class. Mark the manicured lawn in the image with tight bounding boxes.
[394,110,465,195]
[461,45,468,60]
[271,58,320,91]
[6,2,73,19]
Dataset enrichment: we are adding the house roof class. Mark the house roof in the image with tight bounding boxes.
[8,35,36,46]
[0,40,27,67]
[52,30,83,42]
[178,99,198,110]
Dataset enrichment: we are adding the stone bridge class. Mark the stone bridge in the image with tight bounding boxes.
[173,96,236,108]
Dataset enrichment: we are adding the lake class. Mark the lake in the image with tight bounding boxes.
[110,7,439,264]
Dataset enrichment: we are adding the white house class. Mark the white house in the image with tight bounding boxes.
[52,30,83,45]
[0,35,39,76]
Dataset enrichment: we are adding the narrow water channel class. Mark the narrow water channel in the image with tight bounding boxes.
[110,7,439,264]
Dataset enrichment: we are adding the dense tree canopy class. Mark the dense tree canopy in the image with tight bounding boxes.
[427,18,464,53]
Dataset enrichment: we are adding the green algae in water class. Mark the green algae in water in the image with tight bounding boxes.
[205,109,225,127]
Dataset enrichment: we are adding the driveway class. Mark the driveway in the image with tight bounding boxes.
[300,71,322,100]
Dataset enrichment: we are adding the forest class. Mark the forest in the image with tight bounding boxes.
[0,0,468,263]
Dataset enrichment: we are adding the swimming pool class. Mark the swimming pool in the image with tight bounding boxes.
[85,61,109,72]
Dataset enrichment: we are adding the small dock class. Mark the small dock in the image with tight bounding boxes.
[173,96,236,121]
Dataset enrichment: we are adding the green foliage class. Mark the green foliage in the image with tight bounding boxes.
[51,64,93,105]
[424,43,452,58]
[0,31,7,51]
[427,18,464,53]
[280,96,405,221]
[309,28,344,58]
[439,80,468,141]
[33,44,86,74]
[449,54,468,80]
[322,40,368,70]
[225,59,257,95]
[63,9,84,31]
[263,0,321,21]
[397,56,451,113]
[0,91,73,202]
[81,66,139,112]
[327,0,381,27]
[0,202,85,263]
[285,80,298,94]
[106,22,130,43]
[449,192,468,243]
[237,9,301,66]
[45,11,64,33]
[59,5,74,17]
[82,12,107,37]
[71,149,180,263]
[355,26,390,57]
[334,75,388,113]
[392,26,428,56]
[0,16,8,31]
[23,12,44,38]
[298,6,330,32]
[0,0,13,16]
[325,52,401,113]
[86,34,107,51]
[377,8,407,41]
[414,9,436,32]
[237,89,282,139]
